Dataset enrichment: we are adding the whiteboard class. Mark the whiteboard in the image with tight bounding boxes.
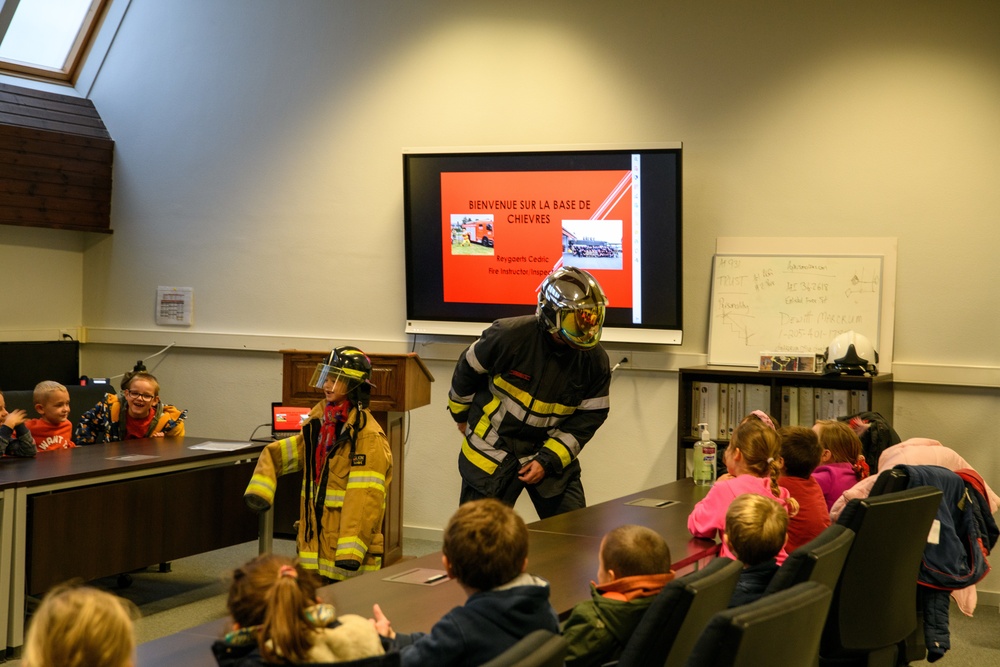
[708,254,883,367]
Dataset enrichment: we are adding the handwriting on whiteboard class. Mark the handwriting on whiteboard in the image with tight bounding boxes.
[709,255,882,366]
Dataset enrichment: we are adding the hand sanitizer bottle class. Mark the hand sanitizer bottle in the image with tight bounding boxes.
[693,422,717,486]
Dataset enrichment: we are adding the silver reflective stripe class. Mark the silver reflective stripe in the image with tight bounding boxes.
[465,341,487,374]
[578,395,610,410]
[548,429,582,457]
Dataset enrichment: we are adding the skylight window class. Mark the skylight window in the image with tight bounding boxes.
[0,0,108,84]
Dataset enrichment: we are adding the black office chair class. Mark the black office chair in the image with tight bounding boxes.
[479,629,567,667]
[820,485,942,667]
[338,653,402,667]
[763,524,855,596]
[614,557,743,667]
[866,465,926,662]
[683,581,833,667]
[869,466,910,496]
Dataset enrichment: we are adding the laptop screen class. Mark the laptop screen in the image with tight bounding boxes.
[271,403,311,439]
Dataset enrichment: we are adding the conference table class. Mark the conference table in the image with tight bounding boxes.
[135,479,719,666]
[0,436,268,654]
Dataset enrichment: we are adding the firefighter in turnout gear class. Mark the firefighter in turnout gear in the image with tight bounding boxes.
[245,346,392,581]
[448,267,611,518]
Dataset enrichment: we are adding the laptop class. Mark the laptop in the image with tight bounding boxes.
[271,403,311,440]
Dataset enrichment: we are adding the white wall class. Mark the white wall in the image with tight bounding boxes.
[0,227,84,339]
[3,0,1000,591]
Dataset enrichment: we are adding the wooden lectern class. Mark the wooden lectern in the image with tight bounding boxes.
[276,351,434,566]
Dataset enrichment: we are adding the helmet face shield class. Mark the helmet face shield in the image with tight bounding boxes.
[310,362,367,392]
[536,267,608,350]
[558,305,605,349]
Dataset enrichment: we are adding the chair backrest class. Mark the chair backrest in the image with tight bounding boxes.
[338,652,402,667]
[616,557,743,667]
[825,485,942,658]
[869,466,910,496]
[683,581,832,667]
[479,629,567,667]
[763,524,855,595]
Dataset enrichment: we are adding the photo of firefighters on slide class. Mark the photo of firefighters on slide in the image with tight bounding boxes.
[562,219,623,271]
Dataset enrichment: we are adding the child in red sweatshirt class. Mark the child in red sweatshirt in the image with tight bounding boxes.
[25,381,75,452]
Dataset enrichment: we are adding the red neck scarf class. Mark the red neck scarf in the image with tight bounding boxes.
[314,400,351,484]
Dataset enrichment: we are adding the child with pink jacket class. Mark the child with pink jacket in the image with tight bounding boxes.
[687,418,799,564]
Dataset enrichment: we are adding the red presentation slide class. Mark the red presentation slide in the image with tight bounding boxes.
[440,170,633,308]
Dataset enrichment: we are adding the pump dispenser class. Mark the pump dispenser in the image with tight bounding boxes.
[693,422,717,486]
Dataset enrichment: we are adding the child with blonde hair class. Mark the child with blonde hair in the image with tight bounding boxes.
[724,494,789,607]
[688,417,798,564]
[25,380,76,452]
[23,584,137,667]
[212,554,383,665]
[812,419,870,510]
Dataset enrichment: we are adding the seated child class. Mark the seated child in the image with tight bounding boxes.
[812,419,869,509]
[23,583,137,667]
[0,388,37,458]
[561,525,675,666]
[777,426,830,552]
[75,371,187,444]
[688,417,798,564]
[212,554,383,665]
[25,381,76,452]
[742,409,778,431]
[371,498,559,666]
[724,493,789,607]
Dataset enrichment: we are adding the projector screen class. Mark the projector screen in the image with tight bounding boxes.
[403,143,683,345]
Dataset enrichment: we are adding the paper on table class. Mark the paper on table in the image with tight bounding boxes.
[188,441,257,452]
[625,498,680,508]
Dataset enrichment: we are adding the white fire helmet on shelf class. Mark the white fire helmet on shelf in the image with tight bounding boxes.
[823,330,878,376]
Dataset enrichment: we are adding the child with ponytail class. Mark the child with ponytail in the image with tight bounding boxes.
[687,417,798,565]
[212,554,384,666]
[812,419,870,510]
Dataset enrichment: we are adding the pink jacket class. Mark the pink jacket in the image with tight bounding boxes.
[829,437,1000,616]
[687,474,793,564]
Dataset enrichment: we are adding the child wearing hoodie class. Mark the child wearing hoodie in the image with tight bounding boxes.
[561,524,675,666]
[371,498,559,666]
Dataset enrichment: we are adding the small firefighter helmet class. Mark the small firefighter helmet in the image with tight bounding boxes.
[309,346,373,406]
[536,267,608,350]
[823,331,878,376]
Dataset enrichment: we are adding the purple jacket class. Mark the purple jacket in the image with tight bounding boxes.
[812,463,860,510]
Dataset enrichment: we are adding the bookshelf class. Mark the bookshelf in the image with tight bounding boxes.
[676,365,894,479]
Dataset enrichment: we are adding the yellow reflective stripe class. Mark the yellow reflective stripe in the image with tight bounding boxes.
[473,397,501,439]
[543,437,573,468]
[348,469,386,483]
[279,435,300,470]
[462,437,498,474]
[324,490,345,508]
[322,559,381,580]
[493,376,575,416]
[336,537,369,561]
[346,479,387,492]
[448,398,471,416]
[246,474,276,501]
